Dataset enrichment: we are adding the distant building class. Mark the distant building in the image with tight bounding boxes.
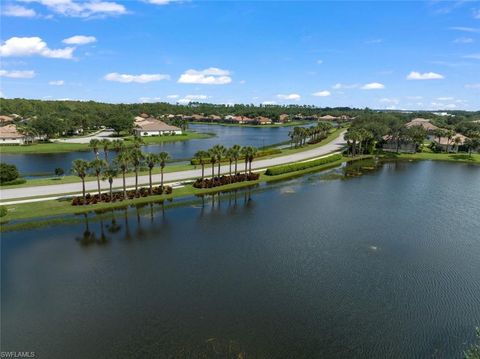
[0,124,30,144]
[134,117,182,136]
[405,118,439,132]
[254,116,272,125]
[318,115,337,121]
[0,115,14,124]
[433,133,468,152]
[279,114,290,123]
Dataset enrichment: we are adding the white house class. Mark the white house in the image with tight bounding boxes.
[134,118,182,136]
[0,124,29,144]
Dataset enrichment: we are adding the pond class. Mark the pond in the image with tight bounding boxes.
[1,123,307,178]
[1,161,479,358]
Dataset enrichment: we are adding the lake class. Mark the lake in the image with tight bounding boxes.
[1,123,306,178]
[1,160,479,358]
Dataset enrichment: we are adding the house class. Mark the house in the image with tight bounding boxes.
[209,115,222,122]
[382,135,417,153]
[433,133,468,152]
[405,118,439,132]
[134,117,182,136]
[279,114,290,123]
[0,124,30,144]
[254,116,272,125]
[228,115,254,124]
[0,115,14,124]
[318,115,337,121]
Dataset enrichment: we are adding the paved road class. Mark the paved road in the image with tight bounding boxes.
[55,129,117,144]
[0,131,346,202]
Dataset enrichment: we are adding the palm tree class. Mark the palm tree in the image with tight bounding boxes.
[89,159,107,196]
[453,136,462,153]
[194,150,209,181]
[226,148,235,176]
[129,148,144,194]
[100,139,111,163]
[132,136,144,149]
[158,151,170,189]
[208,148,217,178]
[445,130,455,152]
[112,139,125,153]
[114,150,130,199]
[244,146,258,173]
[144,153,159,193]
[240,146,249,174]
[102,167,118,200]
[89,139,101,159]
[211,144,227,177]
[230,145,242,174]
[71,159,89,203]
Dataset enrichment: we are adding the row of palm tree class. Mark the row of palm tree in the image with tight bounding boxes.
[193,144,258,181]
[72,137,170,203]
[288,122,333,148]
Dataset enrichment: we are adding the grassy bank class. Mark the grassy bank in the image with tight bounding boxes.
[382,151,480,164]
[0,155,369,230]
[0,131,212,154]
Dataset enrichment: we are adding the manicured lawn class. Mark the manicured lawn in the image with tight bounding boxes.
[384,151,480,164]
[1,154,364,228]
[0,131,212,154]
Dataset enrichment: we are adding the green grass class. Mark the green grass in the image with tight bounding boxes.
[0,155,368,229]
[382,151,480,164]
[0,131,212,154]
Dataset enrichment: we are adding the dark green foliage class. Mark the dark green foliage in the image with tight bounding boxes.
[465,327,480,359]
[190,149,281,165]
[265,154,343,175]
[55,168,65,176]
[0,163,19,183]
[0,206,7,217]
[1,178,27,186]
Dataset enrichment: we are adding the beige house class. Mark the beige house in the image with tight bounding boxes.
[134,118,182,136]
[406,118,439,132]
[0,124,29,144]
[433,133,468,152]
[254,116,272,125]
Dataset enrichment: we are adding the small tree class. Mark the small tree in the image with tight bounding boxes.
[194,150,209,181]
[89,159,108,196]
[0,163,19,184]
[89,139,101,159]
[158,151,170,190]
[144,153,159,194]
[54,167,65,178]
[102,167,119,201]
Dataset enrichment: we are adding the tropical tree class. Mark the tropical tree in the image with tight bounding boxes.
[102,167,118,200]
[112,139,125,153]
[194,150,209,181]
[71,159,89,203]
[89,139,101,159]
[114,150,130,199]
[144,153,159,193]
[129,148,144,193]
[245,146,258,173]
[453,136,462,153]
[208,148,217,178]
[212,144,227,177]
[158,151,170,189]
[230,145,242,174]
[464,137,480,156]
[132,136,144,149]
[226,148,235,176]
[445,130,455,152]
[101,139,111,163]
[240,146,249,174]
[89,159,108,196]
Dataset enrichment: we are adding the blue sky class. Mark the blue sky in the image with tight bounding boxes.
[1,0,479,110]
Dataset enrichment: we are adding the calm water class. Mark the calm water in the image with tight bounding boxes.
[1,161,479,358]
[1,124,304,177]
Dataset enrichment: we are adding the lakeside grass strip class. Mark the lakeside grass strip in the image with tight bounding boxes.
[265,154,343,176]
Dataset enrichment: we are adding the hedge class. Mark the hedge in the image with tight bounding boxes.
[0,206,7,218]
[1,178,27,186]
[190,149,281,165]
[265,154,343,176]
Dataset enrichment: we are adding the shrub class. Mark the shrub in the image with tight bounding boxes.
[0,206,7,218]
[265,154,343,176]
[1,178,27,186]
[55,167,65,177]
[0,163,19,184]
[193,172,260,189]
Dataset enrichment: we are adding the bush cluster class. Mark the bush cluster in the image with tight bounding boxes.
[190,149,281,165]
[0,206,7,218]
[71,185,173,206]
[265,154,343,176]
[1,178,27,186]
[0,163,19,184]
[307,134,328,145]
[193,173,260,189]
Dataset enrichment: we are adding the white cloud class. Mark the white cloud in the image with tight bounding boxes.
[406,71,444,80]
[431,102,457,109]
[316,59,323,64]
[379,98,399,105]
[2,5,36,17]
[365,38,383,44]
[277,93,301,101]
[0,37,75,59]
[139,96,162,103]
[453,37,474,43]
[312,90,331,97]
[239,80,246,84]
[19,0,126,18]
[62,35,97,45]
[177,94,209,104]
[464,53,480,59]
[332,83,358,89]
[49,80,65,85]
[178,67,232,85]
[0,69,35,78]
[473,9,480,19]
[361,82,385,90]
[436,97,454,101]
[465,83,480,89]
[449,26,480,33]
[166,94,179,99]
[406,96,423,100]
[146,0,177,4]
[262,101,277,105]
[0,90,4,97]
[104,72,170,83]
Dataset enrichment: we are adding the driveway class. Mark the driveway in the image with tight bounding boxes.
[55,129,117,144]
